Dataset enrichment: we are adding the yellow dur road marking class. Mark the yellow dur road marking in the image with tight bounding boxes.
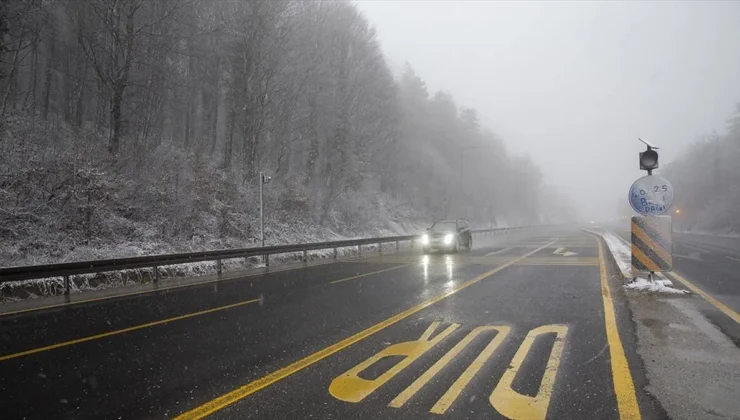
[666,272,740,324]
[631,221,671,264]
[489,324,568,420]
[390,326,510,413]
[173,240,557,420]
[597,240,642,420]
[330,264,412,284]
[631,244,660,272]
[330,321,460,402]
[0,298,260,361]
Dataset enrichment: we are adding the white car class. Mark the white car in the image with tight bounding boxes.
[421,219,473,254]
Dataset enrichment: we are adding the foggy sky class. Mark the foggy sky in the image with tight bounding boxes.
[355,0,740,220]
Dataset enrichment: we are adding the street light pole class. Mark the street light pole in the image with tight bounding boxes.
[259,171,271,247]
[260,172,264,247]
[459,146,478,216]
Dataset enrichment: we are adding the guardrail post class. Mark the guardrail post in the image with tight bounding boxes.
[64,275,70,302]
[302,250,307,263]
[3,235,429,287]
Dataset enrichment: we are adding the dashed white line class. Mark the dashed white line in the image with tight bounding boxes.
[485,248,511,256]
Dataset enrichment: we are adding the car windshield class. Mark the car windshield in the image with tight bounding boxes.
[430,221,458,232]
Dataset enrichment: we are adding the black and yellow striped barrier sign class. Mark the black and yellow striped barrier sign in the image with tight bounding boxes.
[631,215,672,273]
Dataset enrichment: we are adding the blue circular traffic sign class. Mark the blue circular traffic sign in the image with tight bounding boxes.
[629,175,674,215]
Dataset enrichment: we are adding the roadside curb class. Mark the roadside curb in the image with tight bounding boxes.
[585,228,693,295]
[583,229,631,281]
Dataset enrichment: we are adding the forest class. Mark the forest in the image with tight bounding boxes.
[0,0,567,265]
[664,104,740,234]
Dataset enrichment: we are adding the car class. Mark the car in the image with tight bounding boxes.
[420,219,473,254]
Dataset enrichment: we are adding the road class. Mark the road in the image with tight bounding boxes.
[0,226,678,419]
[611,226,740,343]
[599,223,740,420]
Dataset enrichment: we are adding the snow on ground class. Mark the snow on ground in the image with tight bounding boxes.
[0,242,401,302]
[0,218,510,302]
[601,231,633,278]
[593,229,689,294]
[624,277,689,294]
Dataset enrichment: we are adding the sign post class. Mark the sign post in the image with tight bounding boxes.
[631,215,672,274]
[628,175,674,216]
[628,139,674,281]
[259,172,271,265]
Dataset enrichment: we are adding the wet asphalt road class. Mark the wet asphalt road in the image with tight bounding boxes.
[0,227,660,419]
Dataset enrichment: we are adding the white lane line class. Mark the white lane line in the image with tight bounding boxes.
[726,256,740,262]
[485,248,511,256]
[683,243,711,254]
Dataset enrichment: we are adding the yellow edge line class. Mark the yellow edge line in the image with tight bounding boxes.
[0,298,260,362]
[666,272,740,324]
[597,239,642,420]
[173,240,557,420]
[330,264,412,284]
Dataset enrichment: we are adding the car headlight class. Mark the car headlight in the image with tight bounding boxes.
[444,233,454,245]
[421,234,429,245]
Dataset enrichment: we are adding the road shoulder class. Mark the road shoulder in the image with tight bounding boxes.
[595,233,669,420]
[596,230,740,420]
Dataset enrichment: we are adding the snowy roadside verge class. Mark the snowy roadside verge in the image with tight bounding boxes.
[601,231,633,278]
[623,277,687,294]
[584,228,689,294]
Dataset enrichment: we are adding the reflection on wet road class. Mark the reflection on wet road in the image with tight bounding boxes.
[0,227,656,420]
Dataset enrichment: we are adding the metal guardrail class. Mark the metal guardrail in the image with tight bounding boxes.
[0,226,529,300]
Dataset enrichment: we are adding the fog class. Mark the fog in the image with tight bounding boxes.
[3,0,740,266]
[356,0,740,220]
